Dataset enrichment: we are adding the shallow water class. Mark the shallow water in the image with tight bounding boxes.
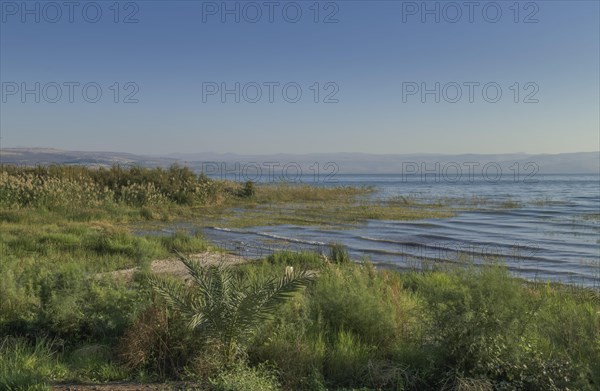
[202,174,600,287]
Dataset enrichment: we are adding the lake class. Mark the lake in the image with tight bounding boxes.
[200,174,600,287]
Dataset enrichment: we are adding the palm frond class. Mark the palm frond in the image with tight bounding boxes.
[187,311,208,331]
[177,253,215,299]
[146,274,197,317]
[149,254,314,362]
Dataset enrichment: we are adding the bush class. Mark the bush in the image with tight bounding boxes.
[328,243,350,264]
[210,363,281,391]
[85,225,163,261]
[410,265,599,389]
[238,181,255,198]
[251,261,423,389]
[148,256,313,364]
[250,293,326,390]
[309,263,401,347]
[119,304,195,380]
[324,330,374,387]
[0,258,146,346]
[160,230,208,253]
[0,164,236,209]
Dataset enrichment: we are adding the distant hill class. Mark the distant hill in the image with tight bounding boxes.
[1,148,598,175]
[0,148,177,168]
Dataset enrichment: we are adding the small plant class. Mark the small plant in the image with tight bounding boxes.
[266,250,325,270]
[148,254,313,363]
[160,231,209,253]
[210,363,281,391]
[0,337,65,391]
[238,181,256,198]
[328,243,350,264]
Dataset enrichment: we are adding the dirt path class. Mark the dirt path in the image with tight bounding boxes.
[51,382,203,390]
[107,251,248,281]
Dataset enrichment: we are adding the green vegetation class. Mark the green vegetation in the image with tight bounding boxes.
[0,337,66,391]
[249,263,600,390]
[210,363,281,391]
[207,199,454,228]
[0,165,455,228]
[328,242,351,264]
[581,212,600,221]
[0,165,598,390]
[148,256,313,364]
[264,250,327,270]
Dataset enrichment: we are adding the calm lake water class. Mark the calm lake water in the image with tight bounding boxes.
[199,174,600,287]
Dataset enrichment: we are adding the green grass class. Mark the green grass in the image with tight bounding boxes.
[1,165,598,390]
[159,230,210,253]
[0,165,459,229]
[1,247,598,390]
[209,363,281,391]
[202,199,454,229]
[0,337,66,391]
[250,262,600,390]
[265,250,326,269]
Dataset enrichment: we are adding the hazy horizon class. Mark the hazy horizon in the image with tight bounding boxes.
[2,147,598,175]
[2,146,599,157]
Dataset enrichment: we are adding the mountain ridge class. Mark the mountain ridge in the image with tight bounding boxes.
[1,148,598,174]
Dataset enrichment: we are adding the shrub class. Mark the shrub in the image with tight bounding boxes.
[250,261,424,389]
[85,225,162,261]
[238,181,255,198]
[148,255,313,364]
[160,231,208,253]
[119,304,195,380]
[324,330,374,387]
[328,243,350,264]
[409,265,599,389]
[309,263,400,347]
[210,363,281,391]
[0,164,236,209]
[250,293,326,390]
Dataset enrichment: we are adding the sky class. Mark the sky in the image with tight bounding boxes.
[0,0,599,155]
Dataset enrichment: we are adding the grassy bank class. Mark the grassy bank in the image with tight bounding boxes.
[1,257,598,391]
[0,165,598,390]
[0,165,454,228]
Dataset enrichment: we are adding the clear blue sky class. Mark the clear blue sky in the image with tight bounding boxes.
[1,0,598,154]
